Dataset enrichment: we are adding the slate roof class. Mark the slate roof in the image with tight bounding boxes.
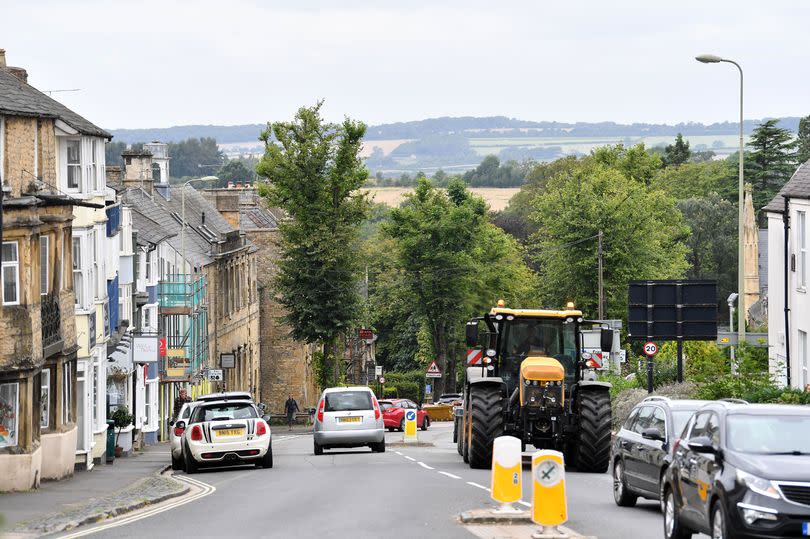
[240,206,279,231]
[0,68,111,139]
[763,160,810,213]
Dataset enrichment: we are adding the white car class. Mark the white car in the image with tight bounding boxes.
[178,400,272,473]
[313,387,385,455]
[170,402,195,470]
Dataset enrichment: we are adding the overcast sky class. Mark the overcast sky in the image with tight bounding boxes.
[4,0,809,130]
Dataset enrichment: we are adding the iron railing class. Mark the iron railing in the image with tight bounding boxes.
[41,293,63,356]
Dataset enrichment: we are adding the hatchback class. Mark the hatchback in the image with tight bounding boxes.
[313,387,385,454]
[380,399,430,431]
[612,396,710,508]
[664,402,810,539]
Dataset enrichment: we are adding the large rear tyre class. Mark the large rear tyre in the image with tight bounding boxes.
[467,384,504,469]
[575,389,611,473]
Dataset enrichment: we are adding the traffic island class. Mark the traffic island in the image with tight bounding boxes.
[3,475,189,538]
[459,510,593,539]
[387,441,434,448]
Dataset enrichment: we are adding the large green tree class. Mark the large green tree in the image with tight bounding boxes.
[216,159,253,187]
[530,161,689,318]
[256,102,369,385]
[650,160,736,200]
[167,137,224,179]
[664,133,692,166]
[797,115,810,164]
[747,119,797,218]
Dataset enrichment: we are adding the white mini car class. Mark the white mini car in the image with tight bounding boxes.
[178,399,272,473]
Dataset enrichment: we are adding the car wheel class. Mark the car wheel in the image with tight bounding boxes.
[171,452,182,471]
[613,460,637,507]
[313,440,323,455]
[663,487,692,539]
[659,472,668,513]
[259,447,273,468]
[421,417,429,431]
[183,444,198,474]
[711,502,728,539]
[399,419,405,432]
[371,439,386,453]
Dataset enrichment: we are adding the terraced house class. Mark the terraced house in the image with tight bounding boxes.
[0,51,109,490]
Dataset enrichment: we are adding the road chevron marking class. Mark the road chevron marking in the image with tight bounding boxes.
[417,461,434,470]
[57,474,216,538]
[466,481,490,491]
[404,456,416,461]
[394,451,403,455]
[438,471,461,479]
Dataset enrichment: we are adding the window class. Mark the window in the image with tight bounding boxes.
[623,408,640,431]
[145,250,152,281]
[799,211,807,289]
[90,230,99,300]
[688,412,710,440]
[92,357,98,427]
[41,368,51,429]
[800,330,808,389]
[62,360,73,424]
[66,139,81,190]
[72,237,83,307]
[144,382,152,426]
[650,407,666,437]
[90,139,98,192]
[705,413,721,446]
[40,235,49,295]
[2,242,20,305]
[0,382,20,448]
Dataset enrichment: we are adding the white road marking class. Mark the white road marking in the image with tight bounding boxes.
[517,500,531,507]
[467,481,490,491]
[394,451,403,455]
[404,456,416,461]
[418,461,434,470]
[438,471,461,479]
[57,475,216,538]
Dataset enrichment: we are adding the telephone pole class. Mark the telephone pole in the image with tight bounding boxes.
[597,230,604,320]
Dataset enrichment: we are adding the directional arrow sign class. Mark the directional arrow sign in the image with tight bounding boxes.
[426,360,442,378]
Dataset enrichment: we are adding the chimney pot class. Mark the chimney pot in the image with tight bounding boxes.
[0,49,6,67]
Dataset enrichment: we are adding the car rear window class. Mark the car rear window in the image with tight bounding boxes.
[193,403,257,423]
[379,401,394,410]
[325,391,373,412]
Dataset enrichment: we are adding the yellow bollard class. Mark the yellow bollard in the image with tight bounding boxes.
[403,409,418,443]
[490,436,523,513]
[531,450,568,538]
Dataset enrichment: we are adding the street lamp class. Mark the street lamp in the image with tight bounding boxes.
[181,176,218,273]
[696,53,745,347]
[727,293,739,372]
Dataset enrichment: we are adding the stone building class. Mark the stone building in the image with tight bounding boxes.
[0,51,107,490]
[203,185,318,414]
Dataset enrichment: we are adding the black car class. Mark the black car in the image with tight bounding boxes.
[664,402,810,539]
[612,396,711,508]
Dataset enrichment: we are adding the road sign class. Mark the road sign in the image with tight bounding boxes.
[220,353,235,369]
[165,348,185,358]
[359,328,374,340]
[491,436,523,511]
[643,342,658,357]
[628,280,718,341]
[466,348,483,366]
[379,376,385,384]
[531,450,567,527]
[375,365,383,376]
[425,384,431,394]
[403,409,418,443]
[426,360,442,378]
[207,369,224,381]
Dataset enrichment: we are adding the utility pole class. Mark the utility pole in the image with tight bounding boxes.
[597,230,604,320]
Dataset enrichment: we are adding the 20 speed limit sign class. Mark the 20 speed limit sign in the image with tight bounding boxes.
[643,342,658,357]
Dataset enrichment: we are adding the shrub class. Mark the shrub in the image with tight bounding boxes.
[612,382,698,431]
[380,370,425,403]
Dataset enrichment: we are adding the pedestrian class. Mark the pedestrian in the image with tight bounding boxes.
[173,388,191,422]
[284,395,300,431]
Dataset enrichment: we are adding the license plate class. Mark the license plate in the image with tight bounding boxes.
[339,416,361,423]
[215,428,244,437]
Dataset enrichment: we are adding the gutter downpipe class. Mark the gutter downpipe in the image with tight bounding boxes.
[783,195,791,387]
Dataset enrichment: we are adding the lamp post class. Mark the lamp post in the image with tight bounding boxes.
[727,292,739,372]
[695,53,745,346]
[181,176,218,273]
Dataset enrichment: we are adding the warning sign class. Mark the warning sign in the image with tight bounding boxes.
[426,360,442,378]
[466,349,483,366]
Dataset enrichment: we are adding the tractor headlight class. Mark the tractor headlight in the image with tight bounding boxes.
[525,379,531,386]
[486,348,496,357]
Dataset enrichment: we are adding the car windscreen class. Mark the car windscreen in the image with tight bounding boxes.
[192,403,257,423]
[727,414,810,454]
[672,410,697,437]
[325,391,373,412]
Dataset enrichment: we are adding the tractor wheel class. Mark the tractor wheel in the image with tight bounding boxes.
[462,396,470,463]
[467,384,504,469]
[575,389,611,473]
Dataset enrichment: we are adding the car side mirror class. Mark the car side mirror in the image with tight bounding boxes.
[262,415,271,424]
[641,428,664,442]
[600,327,614,352]
[175,421,186,430]
[688,436,716,454]
[465,322,479,347]
[308,407,316,414]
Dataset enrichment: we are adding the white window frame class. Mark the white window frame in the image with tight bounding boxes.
[89,139,98,193]
[41,368,51,429]
[800,330,808,389]
[798,211,807,290]
[0,382,20,448]
[72,236,84,308]
[40,235,50,295]
[2,241,20,306]
[64,138,82,191]
[94,225,106,301]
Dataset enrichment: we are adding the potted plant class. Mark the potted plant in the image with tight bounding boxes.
[111,406,133,458]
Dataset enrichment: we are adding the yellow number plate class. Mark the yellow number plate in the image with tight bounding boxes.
[215,428,244,437]
[339,416,361,423]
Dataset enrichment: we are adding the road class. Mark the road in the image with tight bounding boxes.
[59,423,676,539]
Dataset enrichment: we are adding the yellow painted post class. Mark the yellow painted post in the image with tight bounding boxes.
[403,409,418,443]
[490,436,523,513]
[531,450,567,537]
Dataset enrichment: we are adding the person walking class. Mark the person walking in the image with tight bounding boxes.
[284,395,300,431]
[173,388,191,422]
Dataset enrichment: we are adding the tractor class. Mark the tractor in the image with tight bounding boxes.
[455,301,614,472]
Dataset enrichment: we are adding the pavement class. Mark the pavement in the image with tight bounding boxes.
[0,424,708,539]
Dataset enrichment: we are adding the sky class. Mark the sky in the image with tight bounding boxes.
[3,0,809,130]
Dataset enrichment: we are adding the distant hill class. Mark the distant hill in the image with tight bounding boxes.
[107,116,801,144]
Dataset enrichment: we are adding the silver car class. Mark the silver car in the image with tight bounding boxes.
[313,387,385,454]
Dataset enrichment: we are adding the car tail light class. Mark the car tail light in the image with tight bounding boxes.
[256,420,267,436]
[372,396,380,420]
[190,425,203,441]
[317,399,325,422]
[174,426,185,437]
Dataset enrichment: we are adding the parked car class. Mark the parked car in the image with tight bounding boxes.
[195,391,254,403]
[612,396,710,509]
[436,393,462,405]
[379,399,430,431]
[170,401,196,470]
[663,402,810,539]
[313,387,385,455]
[178,399,272,473]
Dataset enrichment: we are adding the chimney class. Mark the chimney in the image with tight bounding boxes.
[0,49,6,67]
[121,149,154,195]
[0,50,29,83]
